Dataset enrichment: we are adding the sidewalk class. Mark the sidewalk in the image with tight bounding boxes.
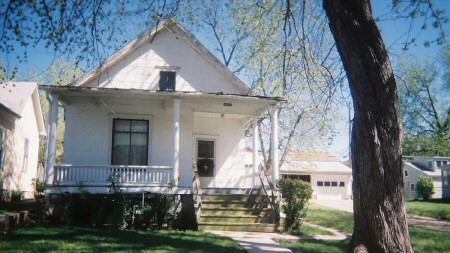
[209,224,351,253]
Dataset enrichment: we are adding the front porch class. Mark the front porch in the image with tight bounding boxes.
[41,86,284,193]
[52,165,175,193]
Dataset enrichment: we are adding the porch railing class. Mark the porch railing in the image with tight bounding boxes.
[54,165,173,186]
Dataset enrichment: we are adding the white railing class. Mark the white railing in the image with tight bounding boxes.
[54,165,174,186]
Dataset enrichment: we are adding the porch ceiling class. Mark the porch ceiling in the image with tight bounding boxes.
[40,85,286,116]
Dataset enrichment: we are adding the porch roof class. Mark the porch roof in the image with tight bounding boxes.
[40,85,286,116]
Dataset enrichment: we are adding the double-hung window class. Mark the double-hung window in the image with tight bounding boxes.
[112,119,149,165]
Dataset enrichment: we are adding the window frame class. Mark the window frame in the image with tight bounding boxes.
[22,138,29,172]
[111,118,149,166]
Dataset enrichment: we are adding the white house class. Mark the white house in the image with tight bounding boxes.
[403,156,449,199]
[0,82,46,199]
[280,152,353,200]
[41,19,284,194]
[442,164,450,199]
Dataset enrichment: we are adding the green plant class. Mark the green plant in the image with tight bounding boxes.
[32,178,46,199]
[11,189,23,202]
[279,178,313,231]
[416,176,435,200]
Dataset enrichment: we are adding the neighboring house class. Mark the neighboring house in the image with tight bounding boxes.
[280,152,353,200]
[403,156,449,199]
[0,82,46,199]
[41,19,284,194]
[442,164,450,199]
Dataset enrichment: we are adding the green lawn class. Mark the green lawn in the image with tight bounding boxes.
[0,227,246,253]
[289,224,333,236]
[282,205,450,253]
[304,205,354,234]
[407,199,450,221]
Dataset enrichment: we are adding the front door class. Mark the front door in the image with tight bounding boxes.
[196,139,216,187]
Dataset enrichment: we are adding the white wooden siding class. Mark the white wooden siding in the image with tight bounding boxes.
[84,29,243,94]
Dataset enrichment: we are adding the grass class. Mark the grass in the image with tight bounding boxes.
[282,204,450,253]
[304,205,354,234]
[0,227,246,253]
[407,199,450,221]
[282,240,350,253]
[289,224,334,236]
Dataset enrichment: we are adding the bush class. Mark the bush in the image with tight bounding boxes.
[279,178,313,231]
[11,189,23,202]
[417,176,435,200]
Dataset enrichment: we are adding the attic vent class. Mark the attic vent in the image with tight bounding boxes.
[223,102,232,107]
[159,71,176,91]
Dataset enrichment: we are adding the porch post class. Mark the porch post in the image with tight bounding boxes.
[45,94,59,185]
[252,116,259,188]
[173,98,180,184]
[271,106,279,182]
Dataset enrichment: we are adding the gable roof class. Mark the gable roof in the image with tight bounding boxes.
[0,82,46,135]
[281,151,352,175]
[70,19,251,95]
[0,82,36,116]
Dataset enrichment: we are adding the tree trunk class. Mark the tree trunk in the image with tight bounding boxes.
[323,1,413,252]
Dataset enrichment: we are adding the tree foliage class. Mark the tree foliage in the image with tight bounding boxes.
[397,52,450,156]
[1,0,180,69]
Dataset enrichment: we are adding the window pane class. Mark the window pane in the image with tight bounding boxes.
[324,181,331,187]
[131,121,148,132]
[114,120,130,132]
[197,158,214,177]
[113,133,130,165]
[339,182,345,187]
[130,133,148,165]
[198,140,214,158]
[159,71,176,91]
[331,181,338,187]
[317,181,323,186]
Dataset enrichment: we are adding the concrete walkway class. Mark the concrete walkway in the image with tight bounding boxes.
[209,231,294,253]
[209,225,351,253]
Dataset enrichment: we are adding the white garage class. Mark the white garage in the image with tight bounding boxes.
[280,152,353,200]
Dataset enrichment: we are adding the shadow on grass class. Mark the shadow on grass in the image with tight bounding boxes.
[282,239,350,253]
[0,227,246,253]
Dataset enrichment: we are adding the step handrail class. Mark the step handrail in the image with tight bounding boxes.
[258,162,280,224]
[192,161,202,223]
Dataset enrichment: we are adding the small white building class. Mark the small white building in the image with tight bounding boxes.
[280,152,353,200]
[0,82,46,199]
[403,156,449,199]
[41,19,284,194]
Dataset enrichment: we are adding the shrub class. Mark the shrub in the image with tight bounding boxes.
[279,178,313,231]
[32,178,46,199]
[11,189,23,202]
[416,176,435,200]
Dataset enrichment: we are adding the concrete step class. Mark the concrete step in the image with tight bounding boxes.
[199,215,272,223]
[198,222,278,232]
[202,200,268,209]
[201,194,267,202]
[201,207,272,216]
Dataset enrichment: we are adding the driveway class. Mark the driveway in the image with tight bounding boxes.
[310,199,353,213]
